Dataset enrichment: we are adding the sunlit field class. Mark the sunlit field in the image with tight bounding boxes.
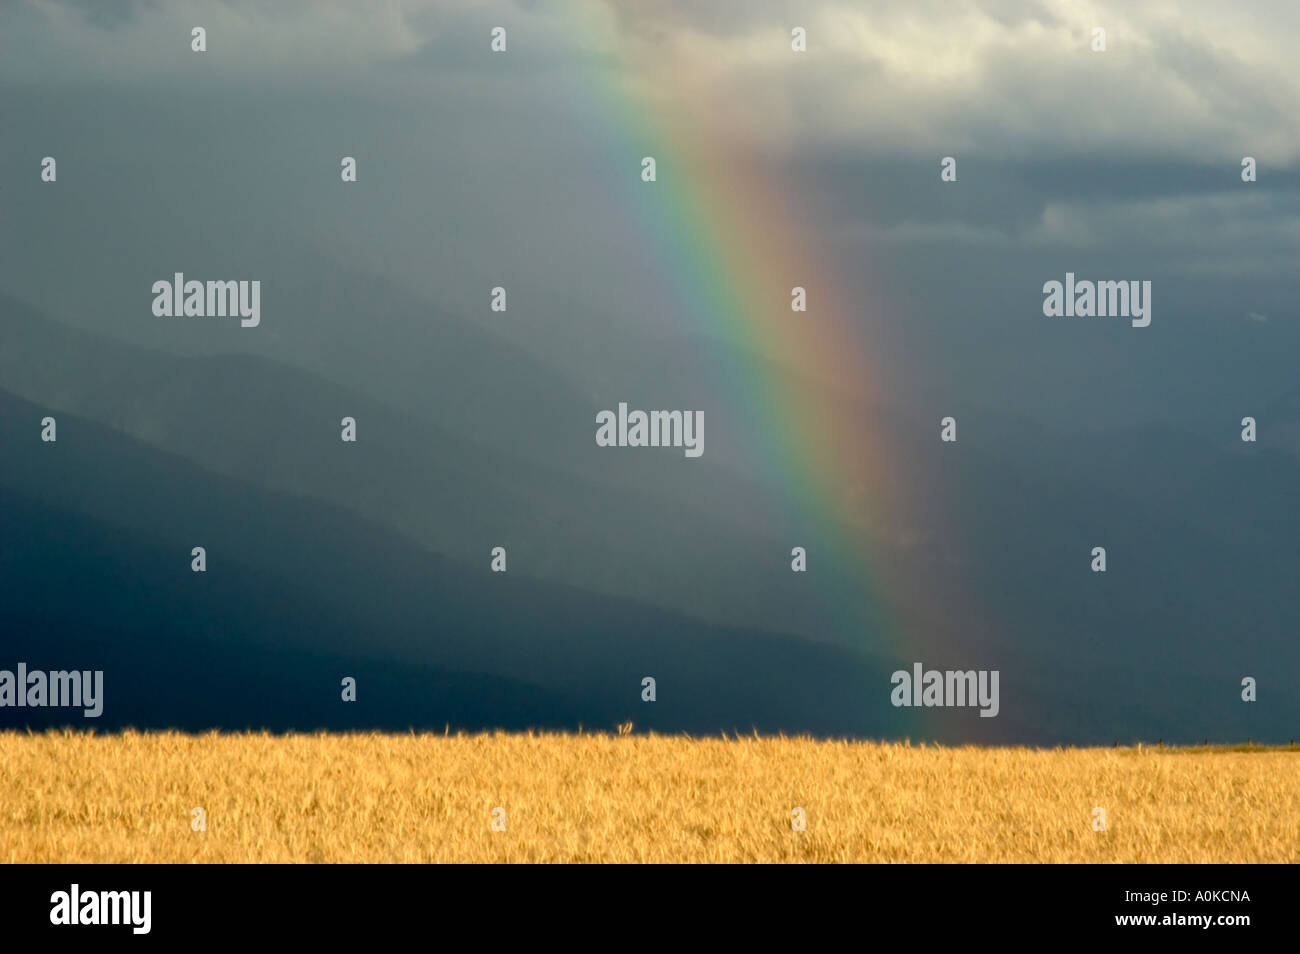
[2,730,1296,863]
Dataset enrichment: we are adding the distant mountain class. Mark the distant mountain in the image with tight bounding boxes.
[0,293,866,642]
[0,388,911,737]
[4,289,1297,742]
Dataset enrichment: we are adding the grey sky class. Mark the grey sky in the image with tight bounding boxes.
[2,0,1296,429]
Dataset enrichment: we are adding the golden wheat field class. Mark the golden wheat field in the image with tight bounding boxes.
[1,730,1297,863]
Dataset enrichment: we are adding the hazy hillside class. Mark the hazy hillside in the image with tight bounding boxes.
[0,293,860,641]
[3,295,1297,742]
[0,389,913,737]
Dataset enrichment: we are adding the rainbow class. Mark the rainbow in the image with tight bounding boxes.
[567,7,925,662]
